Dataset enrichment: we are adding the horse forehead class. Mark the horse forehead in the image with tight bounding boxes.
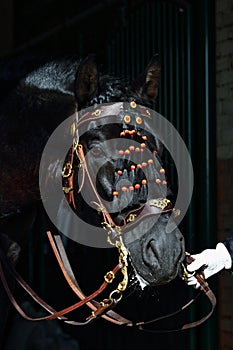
[83,125,122,144]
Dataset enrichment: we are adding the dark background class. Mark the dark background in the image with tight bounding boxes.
[0,1,217,350]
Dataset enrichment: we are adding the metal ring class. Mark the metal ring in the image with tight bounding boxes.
[109,289,122,302]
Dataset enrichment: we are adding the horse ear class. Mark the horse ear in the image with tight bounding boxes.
[131,54,161,103]
[144,54,161,100]
[75,54,98,106]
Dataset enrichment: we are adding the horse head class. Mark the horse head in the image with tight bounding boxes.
[57,54,185,287]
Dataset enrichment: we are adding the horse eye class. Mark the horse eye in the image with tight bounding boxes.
[90,145,104,157]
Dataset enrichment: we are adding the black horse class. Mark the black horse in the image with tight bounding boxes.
[0,54,186,345]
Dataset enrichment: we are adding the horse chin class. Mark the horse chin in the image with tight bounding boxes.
[131,261,181,287]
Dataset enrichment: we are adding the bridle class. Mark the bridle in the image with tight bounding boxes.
[0,102,216,332]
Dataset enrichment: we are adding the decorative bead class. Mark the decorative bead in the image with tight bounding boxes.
[113,191,119,196]
[148,159,153,164]
[130,101,137,108]
[141,143,146,148]
[142,135,148,140]
[131,165,136,170]
[120,131,126,137]
[117,170,123,175]
[137,164,142,168]
[135,147,140,153]
[121,186,127,192]
[162,180,167,185]
[155,179,161,184]
[136,116,142,125]
[142,162,147,167]
[160,168,165,174]
[135,184,141,189]
[125,149,130,155]
[141,179,147,185]
[153,150,158,154]
[118,150,124,155]
[129,129,136,135]
[129,186,134,191]
[129,145,135,151]
[124,115,131,123]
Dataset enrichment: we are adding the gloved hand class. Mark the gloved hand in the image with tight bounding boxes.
[186,243,232,289]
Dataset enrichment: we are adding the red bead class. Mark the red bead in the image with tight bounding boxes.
[141,143,146,148]
[137,164,142,168]
[162,180,167,185]
[129,186,134,191]
[136,116,142,125]
[148,159,153,164]
[135,184,141,189]
[118,150,124,155]
[130,101,137,108]
[155,179,161,184]
[142,162,147,167]
[135,147,140,153]
[131,165,136,170]
[141,179,147,185]
[121,186,127,192]
[117,170,123,175]
[125,149,130,155]
[142,135,148,140]
[124,115,131,123]
[129,145,135,151]
[160,168,165,174]
[113,191,119,196]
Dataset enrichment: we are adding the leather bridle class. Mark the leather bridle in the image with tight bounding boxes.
[0,233,217,332]
[0,102,216,332]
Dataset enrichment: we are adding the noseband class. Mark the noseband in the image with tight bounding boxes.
[0,102,216,332]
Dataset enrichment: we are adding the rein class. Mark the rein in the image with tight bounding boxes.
[0,102,217,332]
[0,233,216,331]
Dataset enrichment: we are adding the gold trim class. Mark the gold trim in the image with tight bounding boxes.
[150,198,170,210]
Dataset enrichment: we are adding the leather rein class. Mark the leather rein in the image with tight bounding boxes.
[0,233,217,332]
[0,102,216,332]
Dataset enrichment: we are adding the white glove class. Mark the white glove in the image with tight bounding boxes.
[186,243,232,289]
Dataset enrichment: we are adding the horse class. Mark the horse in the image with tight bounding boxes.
[0,53,189,347]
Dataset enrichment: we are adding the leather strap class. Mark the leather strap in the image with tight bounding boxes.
[76,144,117,229]
[135,274,216,332]
[0,233,216,331]
[120,199,173,232]
[47,231,131,325]
[0,235,126,324]
[76,102,152,130]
